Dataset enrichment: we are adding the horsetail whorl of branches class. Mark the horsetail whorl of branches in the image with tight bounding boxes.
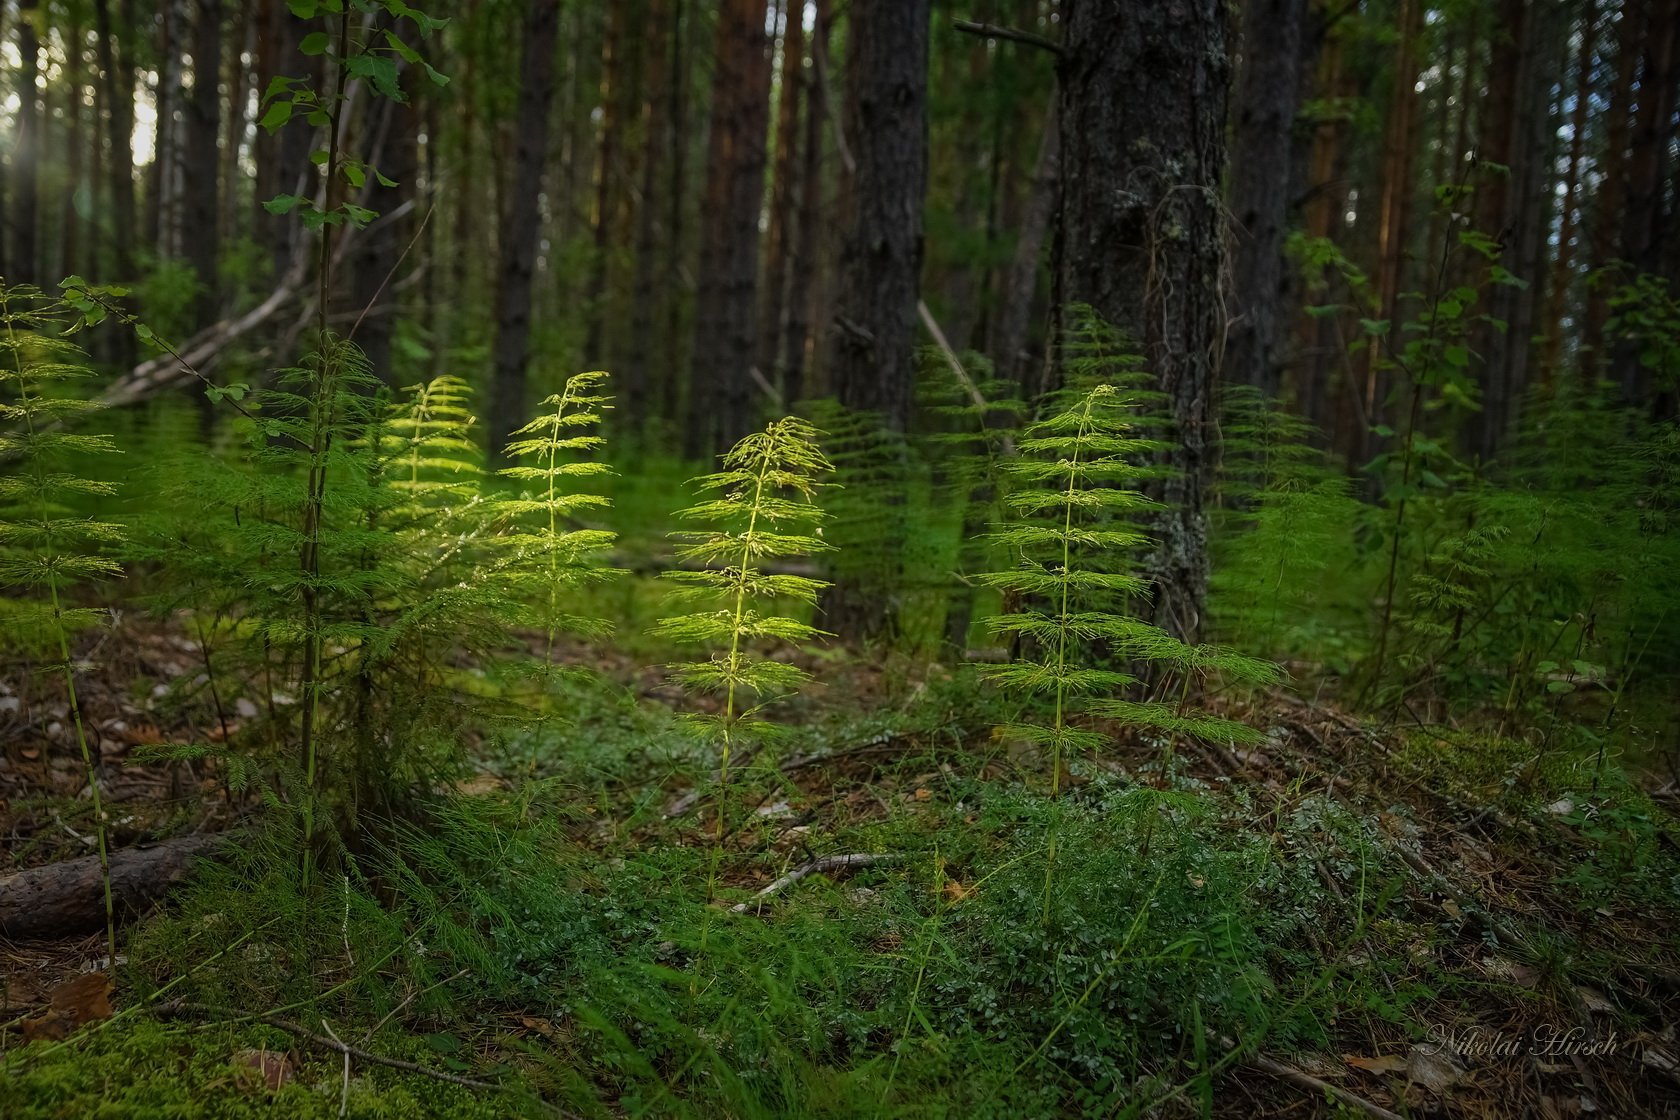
[0,285,122,968]
[495,371,619,663]
[655,416,836,777]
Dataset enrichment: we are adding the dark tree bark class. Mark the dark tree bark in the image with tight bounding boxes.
[1613,0,1679,403]
[820,0,930,643]
[828,0,929,433]
[660,0,690,423]
[184,0,224,325]
[685,0,774,458]
[349,63,419,383]
[582,0,634,369]
[488,0,561,460]
[14,0,41,283]
[1051,0,1230,643]
[781,0,828,407]
[147,0,187,261]
[61,16,88,283]
[990,98,1058,393]
[1581,0,1643,375]
[624,0,672,422]
[1226,0,1307,397]
[0,835,230,940]
[1542,0,1598,383]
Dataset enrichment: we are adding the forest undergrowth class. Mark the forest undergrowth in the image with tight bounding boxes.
[2,303,1679,1118]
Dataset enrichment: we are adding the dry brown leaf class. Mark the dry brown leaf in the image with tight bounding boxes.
[913,788,931,802]
[1441,897,1462,919]
[1344,1053,1408,1074]
[1406,1042,1466,1094]
[941,880,974,903]
[233,1047,294,1092]
[518,1015,560,1040]
[1576,985,1615,1014]
[49,971,113,1025]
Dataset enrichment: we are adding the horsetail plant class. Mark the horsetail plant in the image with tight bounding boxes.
[981,382,1278,920]
[0,285,122,968]
[495,371,618,680]
[654,417,835,897]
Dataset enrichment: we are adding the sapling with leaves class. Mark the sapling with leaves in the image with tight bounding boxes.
[654,417,835,893]
[980,382,1279,918]
[0,285,122,969]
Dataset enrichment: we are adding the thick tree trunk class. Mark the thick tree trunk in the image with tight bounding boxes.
[349,66,419,383]
[489,0,561,460]
[184,0,223,326]
[14,0,41,284]
[1226,0,1307,397]
[660,0,690,424]
[1051,0,1230,643]
[0,835,230,941]
[686,0,774,458]
[583,0,632,369]
[1542,0,1598,384]
[820,0,929,643]
[1581,1,1642,376]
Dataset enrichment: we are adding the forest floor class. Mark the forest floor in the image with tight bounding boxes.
[3,608,1680,1118]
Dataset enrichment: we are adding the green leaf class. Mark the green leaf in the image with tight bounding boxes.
[263,193,308,215]
[299,31,331,55]
[286,0,319,16]
[259,99,293,131]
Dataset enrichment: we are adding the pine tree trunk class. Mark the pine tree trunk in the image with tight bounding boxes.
[781,0,827,408]
[184,0,223,326]
[624,0,671,423]
[583,0,631,368]
[685,0,774,458]
[94,0,139,299]
[61,17,87,284]
[488,0,561,460]
[1581,1,1642,376]
[660,0,690,424]
[349,57,418,384]
[1613,0,1679,403]
[758,0,806,395]
[1226,0,1307,397]
[821,0,930,643]
[14,0,41,284]
[991,99,1058,395]
[1051,0,1230,643]
[1542,0,1598,384]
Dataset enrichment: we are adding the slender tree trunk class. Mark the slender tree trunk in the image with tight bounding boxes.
[660,0,690,424]
[1292,3,1346,434]
[582,0,631,367]
[758,0,806,393]
[685,0,774,458]
[1542,0,1598,384]
[781,0,827,408]
[488,0,561,460]
[624,0,671,424]
[1613,0,1679,403]
[185,0,224,325]
[1051,0,1230,643]
[349,61,419,383]
[62,19,88,284]
[14,0,41,284]
[95,0,139,299]
[1581,1,1642,375]
[991,98,1058,394]
[1226,0,1308,396]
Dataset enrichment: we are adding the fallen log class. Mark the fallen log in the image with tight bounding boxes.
[0,833,230,941]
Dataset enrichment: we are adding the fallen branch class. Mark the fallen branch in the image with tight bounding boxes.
[153,1000,575,1115]
[1237,1046,1405,1120]
[917,299,1017,457]
[730,853,898,914]
[0,833,232,941]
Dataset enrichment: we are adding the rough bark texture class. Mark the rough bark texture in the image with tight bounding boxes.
[1226,0,1306,396]
[624,0,672,421]
[1581,2,1642,375]
[781,0,827,407]
[184,0,223,325]
[488,0,561,461]
[95,0,138,291]
[1542,0,1597,382]
[828,0,929,433]
[1052,0,1230,643]
[349,63,419,383]
[0,835,230,940]
[820,0,929,643]
[685,0,773,458]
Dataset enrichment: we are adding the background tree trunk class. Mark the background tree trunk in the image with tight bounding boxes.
[685,0,773,458]
[1052,0,1230,643]
[14,0,41,284]
[184,0,223,326]
[1226,0,1307,397]
[488,0,562,459]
